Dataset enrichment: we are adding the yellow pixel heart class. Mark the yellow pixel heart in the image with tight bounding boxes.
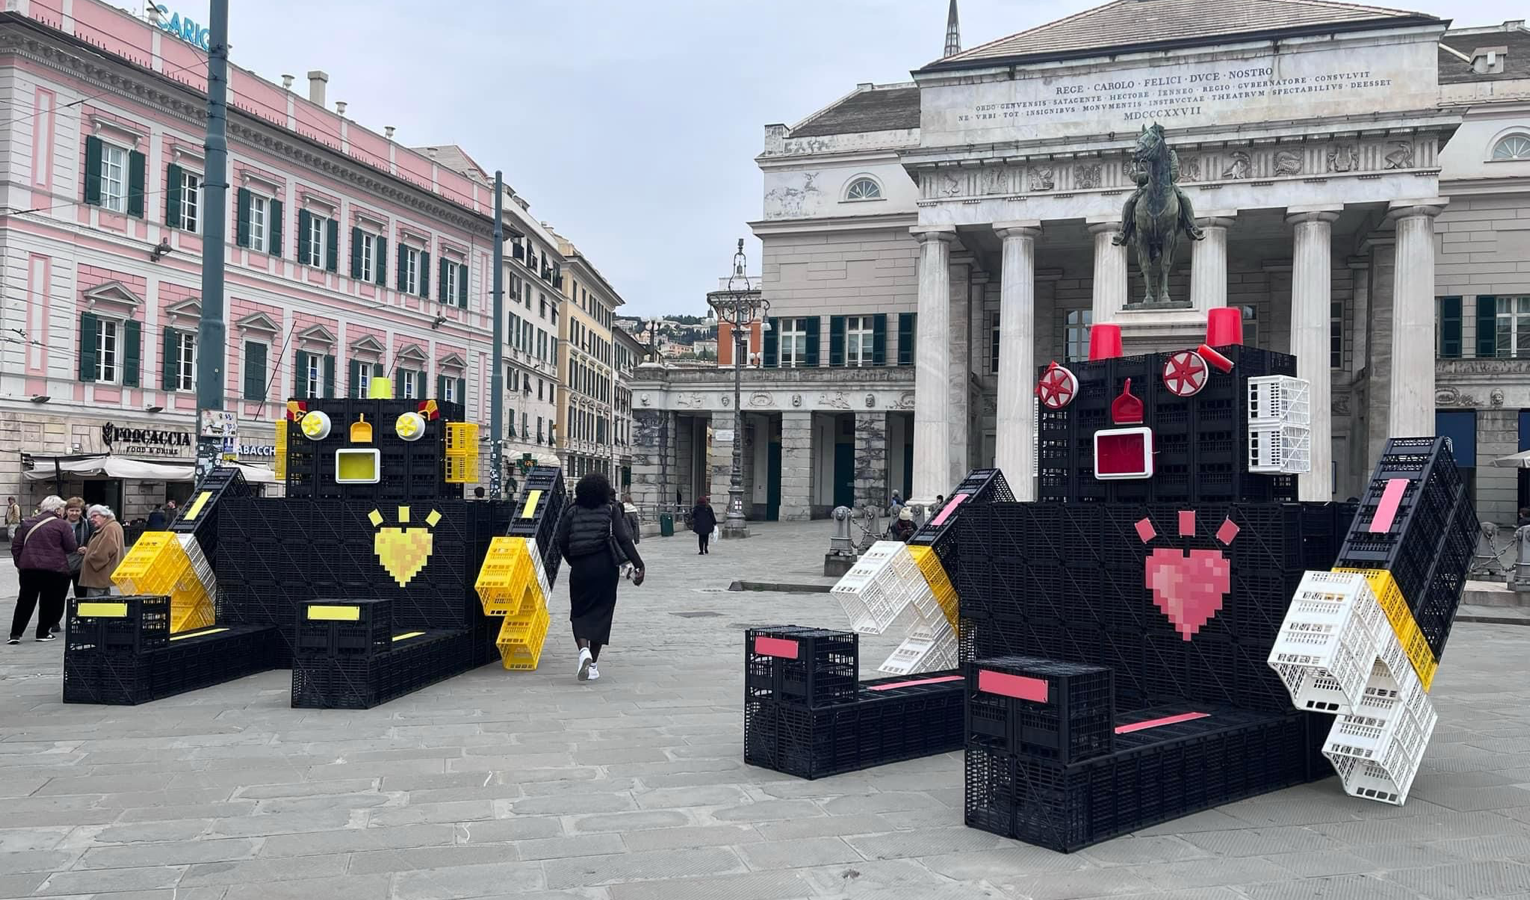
[370,507,442,587]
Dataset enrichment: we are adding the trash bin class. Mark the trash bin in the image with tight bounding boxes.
[659,512,674,537]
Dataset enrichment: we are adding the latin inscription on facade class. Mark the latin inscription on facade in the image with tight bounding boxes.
[921,40,1436,146]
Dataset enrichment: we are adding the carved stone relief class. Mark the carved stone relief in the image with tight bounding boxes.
[676,392,703,409]
[1222,151,1251,180]
[1384,142,1414,170]
[865,394,877,408]
[1327,144,1358,173]
[1074,164,1102,190]
[791,394,802,408]
[819,392,851,410]
[1180,156,1201,183]
[981,167,1008,195]
[1273,149,1302,176]
[1435,386,1478,407]
[748,392,774,408]
[942,172,962,197]
[1028,166,1054,192]
[1492,389,1506,408]
[897,392,915,410]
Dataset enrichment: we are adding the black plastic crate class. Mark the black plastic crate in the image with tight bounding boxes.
[290,630,476,709]
[967,657,1114,763]
[745,626,858,707]
[65,594,170,654]
[62,625,280,705]
[909,469,1013,548]
[296,598,393,657]
[169,465,251,561]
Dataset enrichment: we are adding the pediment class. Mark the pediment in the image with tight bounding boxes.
[438,351,467,370]
[166,298,202,325]
[349,334,387,356]
[82,281,143,313]
[297,324,337,346]
[235,312,280,334]
[395,343,429,364]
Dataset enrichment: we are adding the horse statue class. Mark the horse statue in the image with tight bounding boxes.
[1113,123,1204,307]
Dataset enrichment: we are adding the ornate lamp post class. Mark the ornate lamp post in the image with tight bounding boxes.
[707,239,768,540]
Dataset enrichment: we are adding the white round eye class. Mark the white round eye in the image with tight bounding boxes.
[395,412,426,442]
[299,411,332,441]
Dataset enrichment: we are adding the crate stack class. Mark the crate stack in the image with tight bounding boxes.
[506,467,566,583]
[1037,347,1299,504]
[112,529,216,633]
[290,598,472,709]
[1267,436,1477,804]
[744,626,965,779]
[282,398,467,502]
[475,536,555,670]
[1247,376,1312,475]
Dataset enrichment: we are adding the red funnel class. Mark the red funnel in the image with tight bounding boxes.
[1089,324,1123,361]
[1206,307,1243,348]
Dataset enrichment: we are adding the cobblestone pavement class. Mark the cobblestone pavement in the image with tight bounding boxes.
[2,521,1530,899]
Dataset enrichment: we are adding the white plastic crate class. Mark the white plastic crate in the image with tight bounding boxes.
[1328,745,1429,806]
[879,621,958,676]
[1324,691,1437,806]
[1249,424,1312,474]
[1248,376,1312,426]
[833,577,914,635]
[1323,667,1436,766]
[833,541,917,591]
[1267,571,1388,712]
[176,533,217,595]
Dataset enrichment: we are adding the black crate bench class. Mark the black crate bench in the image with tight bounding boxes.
[296,598,394,657]
[965,704,1318,852]
[745,626,859,707]
[745,672,966,780]
[967,657,1114,764]
[65,595,171,655]
[62,624,280,705]
[291,629,474,709]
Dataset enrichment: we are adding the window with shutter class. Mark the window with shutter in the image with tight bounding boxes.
[268,199,284,256]
[1478,296,1500,358]
[236,189,251,248]
[162,327,179,391]
[829,316,846,368]
[325,219,339,272]
[1439,297,1462,359]
[297,210,312,264]
[438,258,449,303]
[84,136,103,207]
[763,317,779,368]
[349,359,363,399]
[871,314,887,366]
[458,263,468,308]
[322,354,336,398]
[420,252,431,298]
[350,227,364,279]
[804,317,821,367]
[375,237,387,286]
[78,312,99,382]
[165,163,183,227]
[244,341,267,401]
[295,350,311,398]
[126,150,146,218]
[121,320,141,387]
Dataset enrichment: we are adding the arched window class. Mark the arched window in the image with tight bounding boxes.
[844,177,883,201]
[1493,134,1530,161]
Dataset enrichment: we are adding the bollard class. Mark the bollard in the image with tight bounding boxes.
[1513,525,1530,592]
[825,506,859,577]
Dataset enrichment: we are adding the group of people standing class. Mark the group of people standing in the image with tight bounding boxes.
[8,496,125,644]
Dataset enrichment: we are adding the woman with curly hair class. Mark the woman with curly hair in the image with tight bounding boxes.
[555,472,644,682]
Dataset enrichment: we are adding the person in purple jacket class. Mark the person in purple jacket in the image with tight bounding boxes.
[9,495,76,644]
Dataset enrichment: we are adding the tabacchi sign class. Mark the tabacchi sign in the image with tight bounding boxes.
[152,5,211,52]
[102,423,193,458]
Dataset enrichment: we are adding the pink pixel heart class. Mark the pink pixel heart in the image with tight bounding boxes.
[1144,548,1231,640]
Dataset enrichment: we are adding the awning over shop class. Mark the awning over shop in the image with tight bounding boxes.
[23,455,275,484]
[1493,449,1530,469]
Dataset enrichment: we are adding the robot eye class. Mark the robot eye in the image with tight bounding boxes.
[299,411,332,441]
[395,412,426,442]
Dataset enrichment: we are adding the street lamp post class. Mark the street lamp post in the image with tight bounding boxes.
[707,239,768,540]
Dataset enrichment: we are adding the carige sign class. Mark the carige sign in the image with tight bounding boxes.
[152,5,211,51]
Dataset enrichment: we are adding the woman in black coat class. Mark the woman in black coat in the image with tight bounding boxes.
[556,472,644,682]
[690,496,718,555]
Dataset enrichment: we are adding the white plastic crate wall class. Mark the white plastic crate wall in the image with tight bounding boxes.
[1248,376,1312,426]
[1249,424,1312,474]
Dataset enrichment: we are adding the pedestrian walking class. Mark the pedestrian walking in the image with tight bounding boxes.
[64,498,92,599]
[889,507,917,542]
[9,495,76,644]
[79,506,124,598]
[556,472,645,683]
[622,494,641,545]
[691,496,717,555]
[145,504,166,531]
[4,496,21,541]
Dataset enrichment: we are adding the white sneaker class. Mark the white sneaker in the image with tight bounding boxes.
[587,663,600,681]
[576,647,592,681]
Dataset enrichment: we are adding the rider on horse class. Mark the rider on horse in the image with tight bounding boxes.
[1113,130,1204,247]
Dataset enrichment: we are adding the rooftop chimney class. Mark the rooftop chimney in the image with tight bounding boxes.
[281,74,294,90]
[335,101,347,116]
[307,70,328,106]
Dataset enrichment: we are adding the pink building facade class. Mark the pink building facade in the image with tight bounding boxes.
[0,0,555,519]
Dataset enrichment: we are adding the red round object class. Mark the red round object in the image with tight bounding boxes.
[1036,363,1079,410]
[1162,350,1209,397]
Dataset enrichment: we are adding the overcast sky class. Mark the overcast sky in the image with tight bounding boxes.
[222,0,1526,319]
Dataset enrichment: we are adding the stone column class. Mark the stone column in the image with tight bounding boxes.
[912,226,956,505]
[1088,219,1127,325]
[630,408,674,520]
[708,413,733,507]
[948,258,972,490]
[1388,202,1445,440]
[1190,215,1236,313]
[1364,241,1397,472]
[779,410,814,521]
[1287,207,1341,500]
[994,221,1041,500]
[853,411,888,509]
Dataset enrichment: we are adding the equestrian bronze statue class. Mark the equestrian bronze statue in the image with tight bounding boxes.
[1114,123,1204,307]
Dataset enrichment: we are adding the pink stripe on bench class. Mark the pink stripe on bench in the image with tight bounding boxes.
[977,669,1049,703]
[1114,711,1209,734]
[753,636,799,660]
[866,675,964,691]
[1369,478,1408,534]
[931,492,970,527]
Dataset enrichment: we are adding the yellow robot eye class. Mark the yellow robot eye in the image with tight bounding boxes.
[395,412,426,442]
[300,411,332,440]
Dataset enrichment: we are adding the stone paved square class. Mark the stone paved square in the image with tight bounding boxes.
[3,520,1530,899]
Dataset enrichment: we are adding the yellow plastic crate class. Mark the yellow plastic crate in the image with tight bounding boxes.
[497,605,550,670]
[112,532,188,596]
[1333,567,1439,691]
[170,592,217,633]
[497,598,549,644]
[444,454,479,484]
[274,418,287,481]
[445,422,479,454]
[475,537,536,616]
[909,545,960,629]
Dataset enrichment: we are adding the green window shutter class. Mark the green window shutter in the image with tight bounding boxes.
[1476,295,1498,358]
[763,317,779,368]
[897,313,916,366]
[122,320,141,387]
[1439,296,1463,359]
[297,209,311,263]
[161,327,179,391]
[326,219,339,272]
[295,350,310,397]
[829,316,846,368]
[322,354,336,398]
[458,264,468,308]
[244,341,267,401]
[235,188,251,248]
[126,150,146,218]
[438,258,448,303]
[83,136,103,206]
[165,163,182,227]
[456,378,466,407]
[804,317,821,367]
[872,314,887,366]
[397,246,408,290]
[78,312,99,381]
[268,199,284,256]
[348,359,362,399]
[395,367,406,398]
[420,252,431,298]
[375,237,387,286]
[436,374,446,399]
[350,227,363,278]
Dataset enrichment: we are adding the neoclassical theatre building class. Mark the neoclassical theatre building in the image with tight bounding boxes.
[628,0,1530,526]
